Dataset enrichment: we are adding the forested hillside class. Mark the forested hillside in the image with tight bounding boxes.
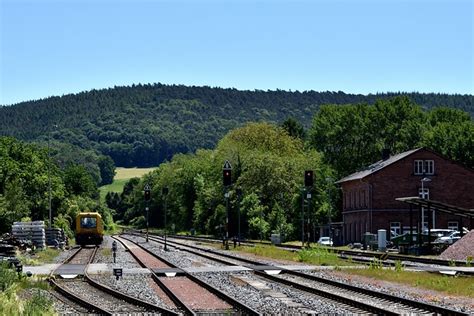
[1,83,472,168]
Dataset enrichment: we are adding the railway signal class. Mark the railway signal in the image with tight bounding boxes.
[144,184,151,242]
[223,161,232,249]
[302,170,313,247]
[144,184,151,201]
[304,170,313,187]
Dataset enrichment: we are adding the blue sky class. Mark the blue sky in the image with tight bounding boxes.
[1,0,472,105]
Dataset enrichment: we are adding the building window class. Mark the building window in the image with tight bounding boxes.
[424,160,434,175]
[414,160,424,175]
[390,222,401,236]
[414,159,435,175]
[448,221,458,230]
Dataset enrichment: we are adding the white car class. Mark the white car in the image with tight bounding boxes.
[435,231,461,244]
[317,237,333,246]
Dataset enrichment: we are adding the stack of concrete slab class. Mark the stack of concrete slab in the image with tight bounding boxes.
[440,230,474,261]
[11,221,46,249]
[45,228,66,247]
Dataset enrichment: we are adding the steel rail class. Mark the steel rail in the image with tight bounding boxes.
[161,232,469,266]
[49,247,112,315]
[145,233,469,316]
[114,235,197,316]
[117,234,262,316]
[285,270,469,316]
[254,270,398,315]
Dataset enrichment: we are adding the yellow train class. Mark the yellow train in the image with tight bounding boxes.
[75,212,104,245]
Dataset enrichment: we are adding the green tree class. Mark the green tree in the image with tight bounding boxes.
[98,155,116,185]
[241,193,269,240]
[281,117,306,140]
[64,164,98,198]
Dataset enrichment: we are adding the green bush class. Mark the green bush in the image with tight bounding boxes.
[0,263,17,291]
[0,264,54,315]
[130,215,146,228]
[22,289,54,315]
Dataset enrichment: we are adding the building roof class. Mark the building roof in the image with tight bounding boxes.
[335,148,421,184]
[396,197,474,218]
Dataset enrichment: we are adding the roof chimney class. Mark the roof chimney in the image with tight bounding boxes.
[382,148,390,160]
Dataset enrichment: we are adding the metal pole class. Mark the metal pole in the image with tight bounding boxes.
[421,179,424,230]
[307,192,311,247]
[225,189,229,250]
[260,204,263,242]
[427,202,432,252]
[164,196,167,251]
[301,188,305,247]
[409,204,413,247]
[48,132,52,229]
[146,205,149,242]
[237,189,241,246]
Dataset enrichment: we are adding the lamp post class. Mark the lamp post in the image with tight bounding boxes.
[48,132,52,229]
[326,177,333,243]
[420,177,431,230]
[47,124,57,229]
[420,177,431,197]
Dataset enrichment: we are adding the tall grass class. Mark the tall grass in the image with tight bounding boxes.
[0,263,54,315]
[236,244,351,266]
[17,248,61,266]
[345,268,474,298]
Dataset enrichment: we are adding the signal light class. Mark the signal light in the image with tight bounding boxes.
[304,170,314,187]
[223,169,232,186]
[144,188,151,201]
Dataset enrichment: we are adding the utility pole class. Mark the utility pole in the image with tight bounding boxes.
[48,131,52,229]
[236,188,242,246]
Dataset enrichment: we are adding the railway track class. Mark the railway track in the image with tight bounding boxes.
[162,233,469,267]
[131,232,469,316]
[49,245,176,315]
[115,235,261,315]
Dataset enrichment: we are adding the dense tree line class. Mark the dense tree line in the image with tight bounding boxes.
[108,122,337,241]
[0,136,114,236]
[309,97,474,178]
[107,97,473,240]
[1,84,472,169]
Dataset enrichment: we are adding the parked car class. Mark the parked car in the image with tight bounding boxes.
[423,229,454,240]
[317,237,333,246]
[435,231,461,244]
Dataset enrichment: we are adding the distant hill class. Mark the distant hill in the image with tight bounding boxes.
[0,83,472,167]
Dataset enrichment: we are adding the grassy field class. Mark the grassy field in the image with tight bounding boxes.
[99,167,157,201]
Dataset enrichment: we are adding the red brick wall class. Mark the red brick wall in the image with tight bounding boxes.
[341,149,474,243]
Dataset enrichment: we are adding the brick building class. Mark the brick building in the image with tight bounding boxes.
[336,148,474,244]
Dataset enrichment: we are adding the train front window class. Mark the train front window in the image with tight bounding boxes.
[81,217,97,228]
